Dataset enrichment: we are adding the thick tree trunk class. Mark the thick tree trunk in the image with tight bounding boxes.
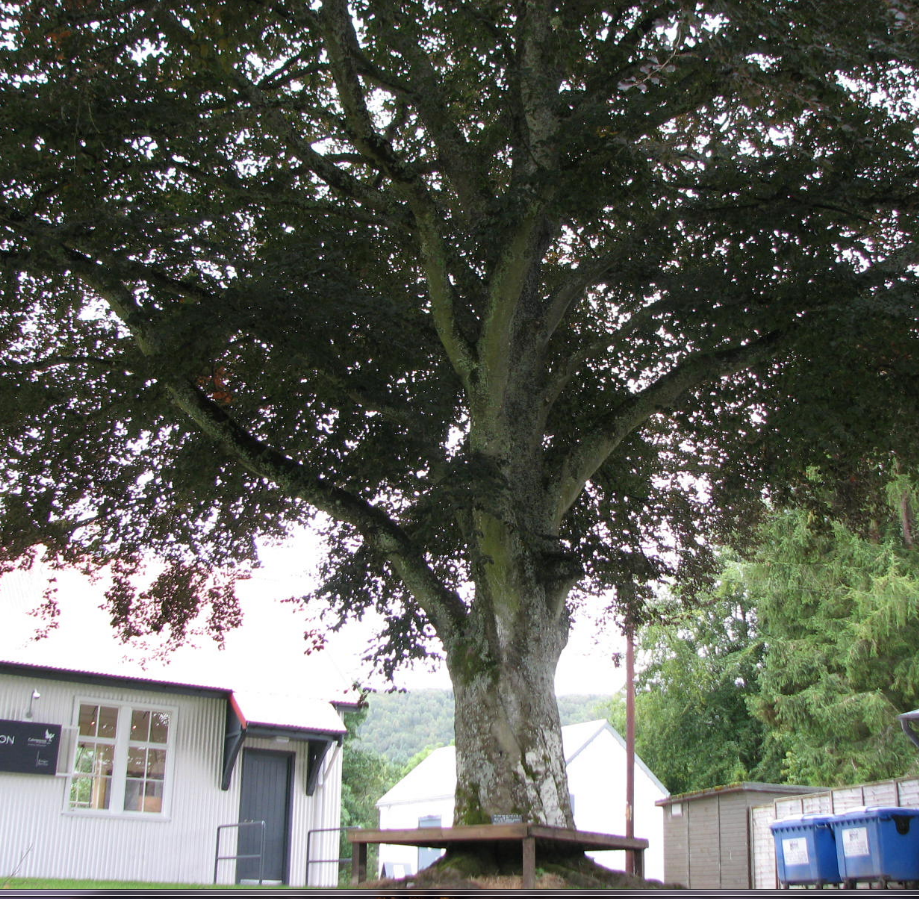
[446,605,573,828]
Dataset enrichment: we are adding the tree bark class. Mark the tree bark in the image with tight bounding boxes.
[446,600,573,828]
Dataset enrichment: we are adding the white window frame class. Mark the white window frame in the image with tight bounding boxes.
[65,697,177,819]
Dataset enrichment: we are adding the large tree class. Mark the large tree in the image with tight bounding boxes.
[2,0,919,830]
[618,467,919,792]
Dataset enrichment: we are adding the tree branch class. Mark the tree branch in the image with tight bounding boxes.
[227,76,413,228]
[7,210,441,437]
[161,376,468,640]
[517,0,562,173]
[549,328,796,522]
[37,253,470,641]
[540,210,679,357]
[0,354,123,377]
[466,2,569,424]
[166,155,412,234]
[475,205,551,421]
[359,9,493,220]
[319,0,478,388]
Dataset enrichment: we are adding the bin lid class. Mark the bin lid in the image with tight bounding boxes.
[770,813,836,830]
[834,806,919,822]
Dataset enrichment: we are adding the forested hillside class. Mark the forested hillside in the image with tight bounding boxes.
[357,690,454,767]
[358,690,611,766]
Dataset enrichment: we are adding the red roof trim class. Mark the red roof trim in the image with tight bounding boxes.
[228,691,248,729]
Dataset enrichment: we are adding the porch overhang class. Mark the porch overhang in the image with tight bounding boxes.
[221,694,343,793]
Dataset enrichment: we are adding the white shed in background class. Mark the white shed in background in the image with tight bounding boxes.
[0,660,353,887]
[375,719,668,880]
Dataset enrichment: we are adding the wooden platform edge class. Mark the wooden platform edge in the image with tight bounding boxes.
[347,824,647,887]
[347,823,648,850]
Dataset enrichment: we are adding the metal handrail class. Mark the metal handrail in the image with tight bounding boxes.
[305,826,357,886]
[214,819,266,885]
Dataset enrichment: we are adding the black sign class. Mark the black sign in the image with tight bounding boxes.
[0,719,62,775]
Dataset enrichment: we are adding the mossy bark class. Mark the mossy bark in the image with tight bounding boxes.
[445,590,573,827]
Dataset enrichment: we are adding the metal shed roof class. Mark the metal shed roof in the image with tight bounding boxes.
[0,659,349,734]
[655,781,826,807]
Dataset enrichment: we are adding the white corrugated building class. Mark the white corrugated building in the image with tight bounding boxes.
[374,719,669,880]
[0,660,353,886]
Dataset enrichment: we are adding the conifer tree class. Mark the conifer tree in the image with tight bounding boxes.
[748,469,919,785]
[621,573,784,795]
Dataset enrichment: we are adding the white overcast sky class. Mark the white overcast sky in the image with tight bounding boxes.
[0,529,627,701]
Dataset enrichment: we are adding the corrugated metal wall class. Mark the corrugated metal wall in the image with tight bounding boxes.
[0,672,342,887]
[750,777,919,889]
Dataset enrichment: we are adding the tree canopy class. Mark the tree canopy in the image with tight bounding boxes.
[2,0,919,828]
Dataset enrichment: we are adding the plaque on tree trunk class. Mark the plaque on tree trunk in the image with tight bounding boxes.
[0,719,62,775]
[491,814,523,824]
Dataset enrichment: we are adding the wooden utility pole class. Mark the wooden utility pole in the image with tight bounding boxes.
[625,621,636,874]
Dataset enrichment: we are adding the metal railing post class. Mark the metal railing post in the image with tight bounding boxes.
[214,820,267,885]
[305,826,358,886]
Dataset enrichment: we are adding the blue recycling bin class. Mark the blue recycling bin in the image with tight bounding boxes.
[770,814,840,887]
[831,807,919,887]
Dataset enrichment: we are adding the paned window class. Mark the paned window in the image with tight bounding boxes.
[70,704,118,810]
[125,709,170,813]
[68,702,173,815]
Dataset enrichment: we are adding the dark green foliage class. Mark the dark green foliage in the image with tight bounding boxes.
[2,0,919,823]
[339,707,400,872]
[605,466,919,795]
[747,468,919,786]
[359,690,456,767]
[556,695,615,728]
[604,574,783,796]
[1,1,918,646]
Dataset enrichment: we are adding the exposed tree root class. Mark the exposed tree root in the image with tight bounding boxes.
[357,848,684,892]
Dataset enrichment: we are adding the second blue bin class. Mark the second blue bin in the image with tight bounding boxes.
[831,807,919,887]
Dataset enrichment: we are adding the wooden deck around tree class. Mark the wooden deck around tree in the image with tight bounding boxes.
[347,823,648,888]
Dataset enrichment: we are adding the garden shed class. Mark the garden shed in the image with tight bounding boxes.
[374,719,669,880]
[0,660,351,887]
[657,782,824,889]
